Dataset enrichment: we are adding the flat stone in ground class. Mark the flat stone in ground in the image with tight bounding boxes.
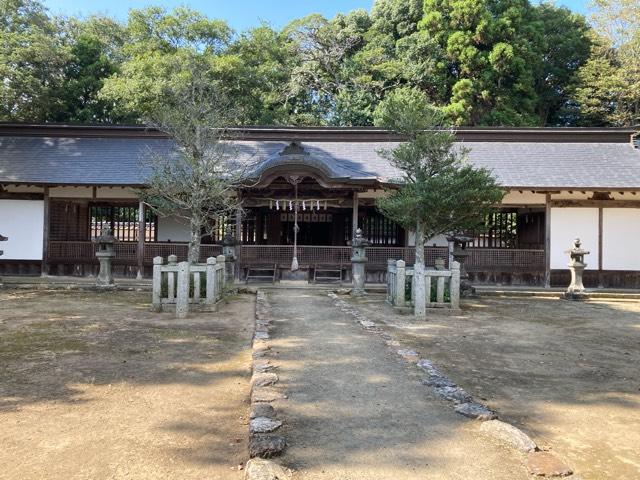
[422,374,456,388]
[250,417,283,434]
[252,372,279,388]
[434,386,472,403]
[252,387,287,403]
[254,361,276,373]
[249,435,287,458]
[481,420,537,453]
[527,451,573,477]
[397,349,419,362]
[454,402,497,421]
[244,458,291,480]
[251,403,277,419]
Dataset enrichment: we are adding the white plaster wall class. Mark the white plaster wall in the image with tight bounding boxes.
[602,209,640,270]
[0,200,44,260]
[157,215,190,242]
[501,191,546,205]
[550,208,599,270]
[50,186,92,198]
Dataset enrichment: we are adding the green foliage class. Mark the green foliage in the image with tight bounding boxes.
[374,88,504,245]
[0,0,633,127]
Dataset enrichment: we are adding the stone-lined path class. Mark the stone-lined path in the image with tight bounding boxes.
[264,290,529,479]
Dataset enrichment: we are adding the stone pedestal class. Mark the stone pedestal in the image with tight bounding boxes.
[94,228,117,287]
[447,235,475,297]
[562,238,589,300]
[349,228,370,296]
[221,233,237,285]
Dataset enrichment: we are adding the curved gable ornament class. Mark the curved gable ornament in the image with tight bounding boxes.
[250,141,349,188]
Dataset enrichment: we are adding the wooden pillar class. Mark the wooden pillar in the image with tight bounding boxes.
[41,186,50,276]
[352,191,359,237]
[598,206,603,288]
[136,199,145,280]
[544,193,551,288]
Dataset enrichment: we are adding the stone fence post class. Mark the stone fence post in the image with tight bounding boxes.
[205,257,216,305]
[450,261,461,310]
[176,261,190,319]
[217,255,226,287]
[395,260,406,308]
[152,256,163,312]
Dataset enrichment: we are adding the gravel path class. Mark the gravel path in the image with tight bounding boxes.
[265,290,528,479]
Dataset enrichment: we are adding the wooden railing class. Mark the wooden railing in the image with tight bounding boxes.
[48,241,222,264]
[466,248,544,271]
[238,245,450,267]
[47,241,544,271]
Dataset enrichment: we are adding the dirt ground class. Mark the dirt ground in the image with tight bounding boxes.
[347,293,640,480]
[265,290,530,480]
[0,289,255,480]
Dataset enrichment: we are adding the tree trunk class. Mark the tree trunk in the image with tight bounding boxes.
[188,217,201,264]
[414,219,427,319]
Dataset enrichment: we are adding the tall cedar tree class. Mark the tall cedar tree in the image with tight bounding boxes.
[374,88,503,318]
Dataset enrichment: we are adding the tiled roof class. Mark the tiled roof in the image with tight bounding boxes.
[1,130,640,190]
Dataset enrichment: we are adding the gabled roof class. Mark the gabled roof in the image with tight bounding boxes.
[0,124,639,190]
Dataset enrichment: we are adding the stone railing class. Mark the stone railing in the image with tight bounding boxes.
[152,255,227,318]
[387,259,461,311]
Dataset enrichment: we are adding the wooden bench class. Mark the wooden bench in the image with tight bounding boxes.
[245,264,278,284]
[311,263,346,284]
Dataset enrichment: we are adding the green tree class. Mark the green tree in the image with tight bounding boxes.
[374,88,503,318]
[100,7,235,121]
[417,0,546,126]
[571,0,640,126]
[0,0,69,121]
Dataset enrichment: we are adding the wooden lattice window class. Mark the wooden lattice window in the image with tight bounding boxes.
[89,204,157,242]
[345,210,404,246]
[472,209,544,249]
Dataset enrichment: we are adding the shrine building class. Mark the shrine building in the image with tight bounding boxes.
[0,123,639,288]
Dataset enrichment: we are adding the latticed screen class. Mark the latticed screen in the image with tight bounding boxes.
[344,210,404,246]
[89,204,157,242]
[472,210,544,249]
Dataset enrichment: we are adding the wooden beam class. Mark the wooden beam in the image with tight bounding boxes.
[550,199,640,208]
[42,186,50,276]
[352,191,359,237]
[137,199,145,280]
[544,193,551,288]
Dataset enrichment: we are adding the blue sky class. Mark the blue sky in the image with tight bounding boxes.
[43,0,589,32]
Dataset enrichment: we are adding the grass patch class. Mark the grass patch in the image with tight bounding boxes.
[0,328,88,359]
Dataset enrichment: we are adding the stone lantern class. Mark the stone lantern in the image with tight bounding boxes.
[447,234,475,297]
[349,228,371,296]
[221,232,238,283]
[0,233,7,257]
[0,234,7,285]
[94,227,117,287]
[563,238,589,300]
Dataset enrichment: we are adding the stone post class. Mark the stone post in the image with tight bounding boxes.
[563,238,590,300]
[217,254,226,300]
[167,255,177,302]
[395,260,406,307]
[349,228,370,296]
[176,261,190,319]
[205,257,216,305]
[152,256,163,312]
[450,261,461,309]
[94,227,117,287]
[386,259,395,304]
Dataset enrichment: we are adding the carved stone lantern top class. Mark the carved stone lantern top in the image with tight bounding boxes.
[94,227,117,254]
[221,231,239,247]
[565,238,589,264]
[350,228,371,248]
